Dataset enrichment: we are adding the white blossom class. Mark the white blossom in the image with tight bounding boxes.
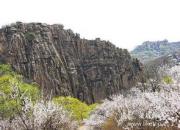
[86,65,180,129]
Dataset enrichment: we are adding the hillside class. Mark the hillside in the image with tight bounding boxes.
[146,51,180,67]
[131,39,180,63]
[0,22,143,103]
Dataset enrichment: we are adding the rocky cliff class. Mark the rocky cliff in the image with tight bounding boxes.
[0,22,143,103]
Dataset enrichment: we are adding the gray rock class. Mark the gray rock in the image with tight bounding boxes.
[0,22,143,103]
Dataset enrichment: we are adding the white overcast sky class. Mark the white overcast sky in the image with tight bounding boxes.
[1,0,180,50]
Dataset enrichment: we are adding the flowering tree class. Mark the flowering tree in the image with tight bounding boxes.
[0,64,77,130]
[85,65,180,130]
[0,99,77,130]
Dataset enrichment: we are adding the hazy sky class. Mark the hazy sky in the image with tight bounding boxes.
[1,0,180,50]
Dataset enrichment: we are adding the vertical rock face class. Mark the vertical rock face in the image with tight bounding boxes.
[0,22,143,103]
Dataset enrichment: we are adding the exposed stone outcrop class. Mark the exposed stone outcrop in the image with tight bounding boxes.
[0,22,143,103]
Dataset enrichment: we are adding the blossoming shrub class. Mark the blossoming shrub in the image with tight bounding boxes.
[0,99,77,130]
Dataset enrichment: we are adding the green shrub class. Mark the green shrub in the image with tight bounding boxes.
[163,76,173,84]
[0,64,14,75]
[25,32,35,42]
[0,64,40,118]
[53,96,97,121]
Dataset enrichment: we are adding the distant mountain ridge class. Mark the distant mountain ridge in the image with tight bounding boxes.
[145,51,180,70]
[131,39,180,63]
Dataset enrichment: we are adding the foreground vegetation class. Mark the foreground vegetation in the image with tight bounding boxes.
[0,64,96,130]
[0,64,180,130]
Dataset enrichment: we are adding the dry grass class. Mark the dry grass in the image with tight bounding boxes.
[102,117,123,130]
